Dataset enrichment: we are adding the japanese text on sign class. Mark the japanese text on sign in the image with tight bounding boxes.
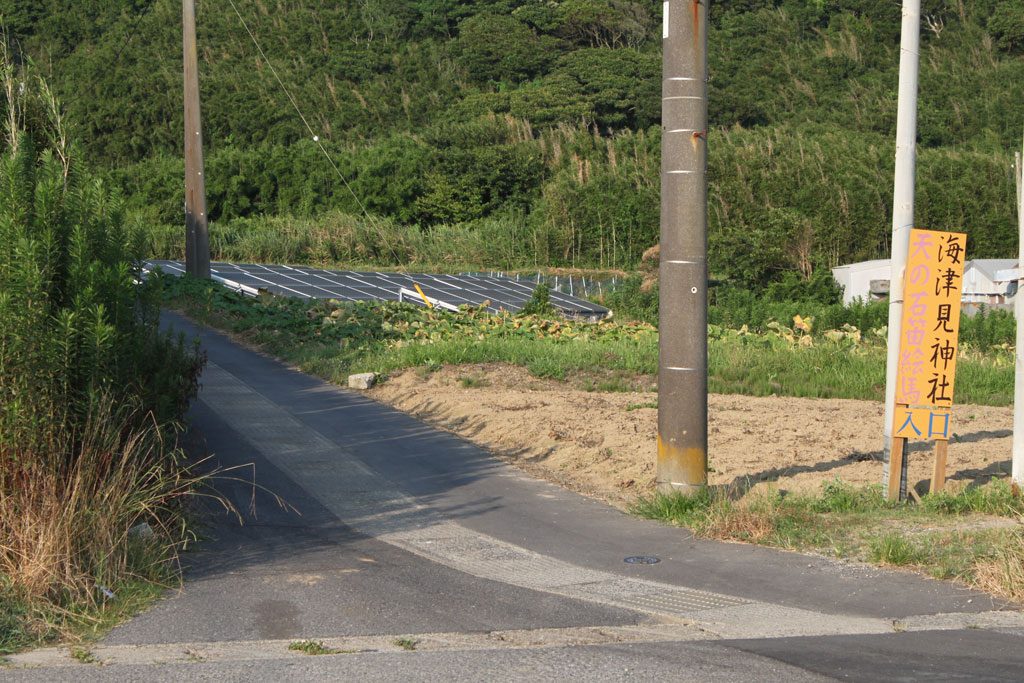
[893,229,966,441]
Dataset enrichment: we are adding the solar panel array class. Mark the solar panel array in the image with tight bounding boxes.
[145,260,611,320]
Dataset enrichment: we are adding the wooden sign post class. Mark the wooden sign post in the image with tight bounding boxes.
[889,229,966,500]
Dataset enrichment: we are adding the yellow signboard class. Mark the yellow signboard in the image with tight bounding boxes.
[893,229,966,441]
[894,405,952,440]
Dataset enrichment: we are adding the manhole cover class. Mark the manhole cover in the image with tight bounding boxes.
[624,555,660,565]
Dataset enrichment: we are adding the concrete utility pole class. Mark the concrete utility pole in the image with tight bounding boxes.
[1014,140,1024,485]
[184,0,210,278]
[657,0,708,494]
[883,0,921,489]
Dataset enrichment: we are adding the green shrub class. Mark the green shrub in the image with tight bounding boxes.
[519,283,555,317]
[709,285,889,334]
[989,1,1024,53]
[600,275,658,324]
[811,480,887,514]
[960,307,1016,348]
[869,533,926,566]
[0,60,206,648]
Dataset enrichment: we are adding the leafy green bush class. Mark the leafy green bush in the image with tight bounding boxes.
[989,0,1024,53]
[0,146,202,431]
[709,284,889,334]
[960,307,1016,348]
[519,283,556,317]
[600,275,658,324]
[763,270,843,306]
[454,13,562,84]
[0,59,206,648]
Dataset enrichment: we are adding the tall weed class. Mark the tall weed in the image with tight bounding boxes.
[1,397,200,605]
[0,59,206,649]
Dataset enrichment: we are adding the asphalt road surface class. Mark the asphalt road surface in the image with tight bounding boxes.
[8,312,1024,681]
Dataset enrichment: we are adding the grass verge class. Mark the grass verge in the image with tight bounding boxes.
[0,571,174,656]
[631,479,1024,601]
[160,275,1013,405]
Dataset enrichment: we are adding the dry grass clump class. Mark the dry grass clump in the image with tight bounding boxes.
[0,396,218,646]
[970,533,1024,602]
[702,507,777,544]
[1,398,197,606]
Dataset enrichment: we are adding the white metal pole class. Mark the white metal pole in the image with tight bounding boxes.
[1013,142,1024,485]
[883,0,921,487]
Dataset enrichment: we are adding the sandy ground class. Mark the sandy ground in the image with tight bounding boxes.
[369,364,1014,506]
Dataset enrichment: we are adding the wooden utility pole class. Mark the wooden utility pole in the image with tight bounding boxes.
[657,0,708,494]
[183,0,210,278]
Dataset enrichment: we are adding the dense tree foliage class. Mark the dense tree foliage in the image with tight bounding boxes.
[3,0,1023,286]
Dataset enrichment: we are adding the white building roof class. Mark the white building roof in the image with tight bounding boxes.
[831,259,890,273]
[964,259,1017,283]
[832,257,1020,304]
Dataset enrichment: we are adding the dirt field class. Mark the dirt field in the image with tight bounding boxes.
[370,364,1014,506]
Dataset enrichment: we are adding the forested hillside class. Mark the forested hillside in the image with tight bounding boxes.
[3,0,1024,287]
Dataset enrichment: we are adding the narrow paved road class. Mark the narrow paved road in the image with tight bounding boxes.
[9,312,1024,681]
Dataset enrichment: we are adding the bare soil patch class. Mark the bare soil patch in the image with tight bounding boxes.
[370,364,1013,506]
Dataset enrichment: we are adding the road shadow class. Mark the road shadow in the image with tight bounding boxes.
[175,380,520,584]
